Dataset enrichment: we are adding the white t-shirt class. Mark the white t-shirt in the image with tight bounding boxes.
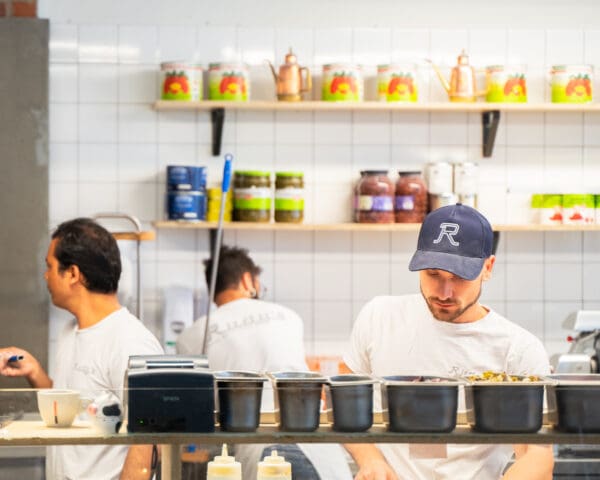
[47,307,163,480]
[344,294,551,480]
[177,298,352,480]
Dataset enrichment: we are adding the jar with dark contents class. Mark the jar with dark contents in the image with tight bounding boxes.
[354,170,395,223]
[233,171,271,222]
[275,172,304,223]
[395,171,428,223]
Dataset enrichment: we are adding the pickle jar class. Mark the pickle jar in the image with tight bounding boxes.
[354,170,395,223]
[275,172,304,223]
[395,171,428,223]
[233,171,271,222]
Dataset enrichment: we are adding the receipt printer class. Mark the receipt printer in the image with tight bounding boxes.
[126,355,214,433]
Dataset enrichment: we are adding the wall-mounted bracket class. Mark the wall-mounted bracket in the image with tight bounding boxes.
[482,110,500,158]
[211,108,225,156]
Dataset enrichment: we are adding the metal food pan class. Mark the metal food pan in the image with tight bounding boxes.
[214,371,267,432]
[381,375,460,433]
[547,374,600,433]
[325,374,377,432]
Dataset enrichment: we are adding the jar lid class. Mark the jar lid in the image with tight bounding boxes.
[551,64,593,72]
[234,170,271,177]
[360,170,389,175]
[398,170,422,176]
[209,62,249,69]
[275,171,303,178]
[161,61,203,70]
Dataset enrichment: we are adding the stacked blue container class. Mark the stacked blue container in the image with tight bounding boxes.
[166,166,207,221]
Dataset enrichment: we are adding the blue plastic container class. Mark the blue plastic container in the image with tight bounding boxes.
[167,166,207,191]
[167,191,206,220]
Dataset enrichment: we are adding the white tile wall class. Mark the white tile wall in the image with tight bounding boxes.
[44,2,600,362]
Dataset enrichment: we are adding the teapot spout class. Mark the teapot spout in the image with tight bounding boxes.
[426,59,451,94]
[266,61,278,83]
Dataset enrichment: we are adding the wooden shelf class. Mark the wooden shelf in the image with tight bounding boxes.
[153,221,600,233]
[153,100,600,113]
[111,231,156,241]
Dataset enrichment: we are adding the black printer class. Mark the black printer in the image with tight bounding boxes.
[126,355,214,433]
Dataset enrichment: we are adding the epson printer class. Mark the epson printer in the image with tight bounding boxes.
[126,355,214,433]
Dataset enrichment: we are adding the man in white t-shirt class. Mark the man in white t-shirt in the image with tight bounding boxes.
[177,244,352,480]
[344,204,554,480]
[0,218,163,480]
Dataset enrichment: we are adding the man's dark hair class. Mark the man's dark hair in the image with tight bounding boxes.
[51,218,121,294]
[204,245,262,296]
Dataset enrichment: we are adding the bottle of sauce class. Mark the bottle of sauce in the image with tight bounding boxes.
[354,170,395,223]
[395,171,428,223]
[256,449,292,480]
[207,444,241,480]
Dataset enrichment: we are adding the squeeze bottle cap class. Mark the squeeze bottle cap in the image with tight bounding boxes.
[207,444,241,479]
[214,444,235,463]
[263,449,286,464]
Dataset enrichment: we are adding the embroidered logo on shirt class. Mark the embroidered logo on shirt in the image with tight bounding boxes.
[433,222,460,246]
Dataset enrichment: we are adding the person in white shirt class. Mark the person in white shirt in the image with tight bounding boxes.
[177,244,352,480]
[0,218,163,480]
[344,204,554,480]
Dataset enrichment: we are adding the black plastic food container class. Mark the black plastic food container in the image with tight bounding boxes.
[382,376,459,433]
[326,374,376,432]
[465,376,547,433]
[271,372,327,432]
[547,374,600,433]
[214,371,267,432]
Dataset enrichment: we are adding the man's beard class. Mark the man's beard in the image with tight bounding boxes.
[420,281,482,323]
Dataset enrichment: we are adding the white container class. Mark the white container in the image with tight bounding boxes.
[453,162,479,196]
[257,450,291,480]
[160,62,203,101]
[424,162,453,195]
[207,444,241,480]
[322,64,363,102]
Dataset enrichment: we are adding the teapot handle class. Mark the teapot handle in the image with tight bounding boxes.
[300,66,312,94]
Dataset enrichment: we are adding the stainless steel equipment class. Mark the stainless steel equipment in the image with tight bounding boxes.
[555,311,600,374]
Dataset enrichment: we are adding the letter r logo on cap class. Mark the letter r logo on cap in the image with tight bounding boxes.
[433,222,460,246]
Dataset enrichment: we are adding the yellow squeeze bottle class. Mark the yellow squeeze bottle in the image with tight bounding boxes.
[256,449,292,480]
[207,444,241,480]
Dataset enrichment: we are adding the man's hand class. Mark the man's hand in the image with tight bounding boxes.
[354,458,399,480]
[0,347,52,388]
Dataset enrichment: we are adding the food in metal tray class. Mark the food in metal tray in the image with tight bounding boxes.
[467,371,541,382]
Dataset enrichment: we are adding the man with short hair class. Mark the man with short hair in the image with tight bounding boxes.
[0,218,163,480]
[344,204,554,480]
[177,244,352,480]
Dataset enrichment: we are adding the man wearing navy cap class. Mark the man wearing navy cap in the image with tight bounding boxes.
[344,204,553,480]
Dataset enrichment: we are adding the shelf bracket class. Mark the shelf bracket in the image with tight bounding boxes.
[211,108,225,157]
[482,110,500,158]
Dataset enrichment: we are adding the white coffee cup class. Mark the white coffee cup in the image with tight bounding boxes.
[37,389,89,428]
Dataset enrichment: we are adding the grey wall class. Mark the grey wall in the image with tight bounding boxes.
[0,18,49,399]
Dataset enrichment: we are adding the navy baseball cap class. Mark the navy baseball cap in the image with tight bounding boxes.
[409,203,494,280]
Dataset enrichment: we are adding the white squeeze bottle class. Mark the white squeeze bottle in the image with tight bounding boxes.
[207,444,241,480]
[256,449,292,480]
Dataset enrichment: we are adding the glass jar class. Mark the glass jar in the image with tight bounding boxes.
[275,172,304,223]
[233,171,271,222]
[395,171,428,223]
[354,171,395,223]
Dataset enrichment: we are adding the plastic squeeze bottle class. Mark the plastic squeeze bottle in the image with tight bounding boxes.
[207,444,241,480]
[256,449,292,480]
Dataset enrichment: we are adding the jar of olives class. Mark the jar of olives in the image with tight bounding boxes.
[354,170,395,223]
[233,171,271,222]
[275,172,304,223]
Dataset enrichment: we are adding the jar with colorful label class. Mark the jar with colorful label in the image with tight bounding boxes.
[160,62,203,101]
[377,65,418,102]
[208,63,250,101]
[354,170,394,223]
[550,65,593,103]
[233,171,271,222]
[540,194,563,225]
[485,65,527,103]
[563,194,595,224]
[395,171,427,223]
[275,172,304,223]
[530,194,543,223]
[322,64,363,102]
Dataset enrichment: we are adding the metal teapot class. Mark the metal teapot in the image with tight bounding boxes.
[428,50,487,102]
[268,49,312,102]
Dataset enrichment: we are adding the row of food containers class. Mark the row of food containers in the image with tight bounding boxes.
[213,371,600,434]
[161,62,594,103]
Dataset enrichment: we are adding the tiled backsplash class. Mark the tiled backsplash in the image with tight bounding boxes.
[42,0,600,372]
